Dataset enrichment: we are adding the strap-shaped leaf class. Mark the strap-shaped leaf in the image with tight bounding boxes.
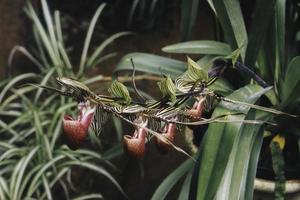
[244,0,276,67]
[280,56,300,108]
[162,40,231,55]
[157,76,177,102]
[210,0,248,60]
[191,84,271,200]
[108,81,131,104]
[114,53,186,79]
[151,159,194,200]
[215,110,271,200]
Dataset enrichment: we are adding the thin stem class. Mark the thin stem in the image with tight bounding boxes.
[130,58,147,101]
[234,61,269,88]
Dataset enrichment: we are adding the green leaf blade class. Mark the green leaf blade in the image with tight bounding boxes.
[193,84,270,200]
[151,159,193,200]
[211,0,248,59]
[162,40,231,55]
[280,56,300,108]
[245,0,276,68]
[114,53,186,79]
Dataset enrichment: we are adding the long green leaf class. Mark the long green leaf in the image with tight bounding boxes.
[54,11,63,44]
[0,73,37,103]
[177,172,192,200]
[245,0,276,67]
[62,161,127,198]
[8,46,44,71]
[151,159,193,200]
[280,56,300,108]
[127,0,140,28]
[208,78,233,96]
[162,40,231,55]
[0,148,23,162]
[50,117,63,150]
[58,42,73,70]
[40,167,69,200]
[73,194,103,200]
[274,0,286,85]
[244,128,265,200]
[78,4,106,76]
[216,110,271,200]
[86,32,132,68]
[26,155,66,197]
[193,84,270,200]
[115,53,186,79]
[0,87,35,110]
[210,0,248,59]
[54,11,73,70]
[41,0,60,62]
[0,120,19,137]
[180,0,200,40]
[42,175,53,200]
[34,68,55,103]
[10,147,39,200]
[25,3,59,66]
[102,143,123,160]
[15,164,42,200]
[0,177,9,200]
[48,102,76,136]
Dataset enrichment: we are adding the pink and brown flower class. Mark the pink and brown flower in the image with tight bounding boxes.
[186,96,206,119]
[155,122,177,154]
[123,118,147,158]
[63,102,95,149]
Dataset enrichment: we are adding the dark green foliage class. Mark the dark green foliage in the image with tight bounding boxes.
[271,142,286,200]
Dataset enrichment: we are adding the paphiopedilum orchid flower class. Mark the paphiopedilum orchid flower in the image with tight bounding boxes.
[155,122,176,154]
[123,117,148,158]
[63,102,95,149]
[186,96,206,119]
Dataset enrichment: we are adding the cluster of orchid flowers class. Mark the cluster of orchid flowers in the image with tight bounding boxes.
[62,92,207,158]
[37,57,289,158]
[57,57,213,158]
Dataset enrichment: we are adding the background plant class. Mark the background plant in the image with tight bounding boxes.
[0,0,128,199]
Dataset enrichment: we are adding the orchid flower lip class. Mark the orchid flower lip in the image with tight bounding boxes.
[64,115,73,121]
[62,100,96,149]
